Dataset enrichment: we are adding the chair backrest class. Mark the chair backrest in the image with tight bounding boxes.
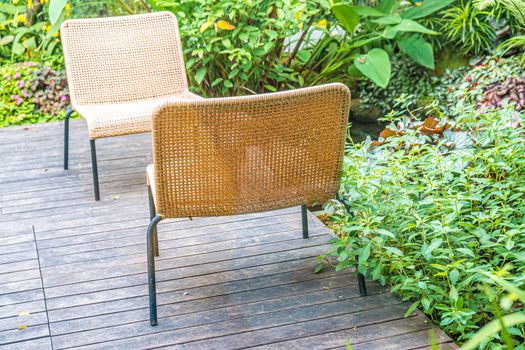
[151,83,351,218]
[61,12,188,106]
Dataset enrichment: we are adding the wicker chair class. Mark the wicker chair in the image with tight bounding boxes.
[144,83,367,326]
[60,12,202,200]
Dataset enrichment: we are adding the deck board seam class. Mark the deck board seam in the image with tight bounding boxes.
[32,225,54,350]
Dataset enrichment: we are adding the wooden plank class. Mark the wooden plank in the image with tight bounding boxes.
[0,299,46,320]
[38,218,321,267]
[0,279,42,295]
[44,250,328,310]
[66,300,407,350]
[0,336,52,350]
[50,281,382,336]
[249,316,429,349]
[46,270,353,323]
[44,247,327,301]
[40,231,328,282]
[0,312,48,333]
[350,328,453,350]
[0,325,49,347]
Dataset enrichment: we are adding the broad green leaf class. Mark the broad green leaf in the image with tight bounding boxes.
[402,0,455,19]
[49,0,68,25]
[354,48,391,88]
[332,4,361,35]
[397,35,435,69]
[351,5,385,17]
[390,19,439,35]
[373,15,401,25]
[195,67,206,84]
[376,0,398,14]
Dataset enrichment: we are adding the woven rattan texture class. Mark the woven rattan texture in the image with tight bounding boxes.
[149,83,350,218]
[76,92,202,139]
[61,12,188,106]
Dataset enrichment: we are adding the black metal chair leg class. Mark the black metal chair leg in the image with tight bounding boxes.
[357,272,367,296]
[148,185,159,257]
[147,215,162,326]
[301,205,309,239]
[63,109,73,170]
[90,140,100,201]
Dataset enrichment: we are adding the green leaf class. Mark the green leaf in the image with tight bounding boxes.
[359,242,371,265]
[449,269,460,285]
[405,301,420,317]
[426,238,443,256]
[401,0,455,20]
[296,49,311,63]
[332,4,361,35]
[351,6,385,17]
[354,48,391,88]
[390,19,439,35]
[49,0,68,25]
[449,286,458,302]
[376,0,398,14]
[373,15,401,25]
[397,35,435,69]
[194,67,206,84]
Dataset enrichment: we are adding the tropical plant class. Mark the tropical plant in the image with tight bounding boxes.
[321,0,454,88]
[438,0,497,55]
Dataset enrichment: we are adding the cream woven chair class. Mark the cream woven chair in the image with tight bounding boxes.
[144,83,367,326]
[60,12,202,200]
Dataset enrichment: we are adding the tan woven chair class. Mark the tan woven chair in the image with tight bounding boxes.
[60,12,202,200]
[144,83,367,326]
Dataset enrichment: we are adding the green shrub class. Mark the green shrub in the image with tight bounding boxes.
[0,60,68,126]
[146,0,327,96]
[324,103,525,347]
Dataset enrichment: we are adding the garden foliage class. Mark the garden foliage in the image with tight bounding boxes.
[324,95,525,347]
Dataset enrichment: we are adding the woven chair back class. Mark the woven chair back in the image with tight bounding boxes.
[151,83,351,218]
[61,12,188,106]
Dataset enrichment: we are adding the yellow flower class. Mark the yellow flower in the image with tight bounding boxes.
[53,31,59,37]
[65,2,71,10]
[216,20,235,30]
[15,15,26,23]
[42,24,51,32]
[294,11,303,20]
[28,0,33,9]
[318,19,328,27]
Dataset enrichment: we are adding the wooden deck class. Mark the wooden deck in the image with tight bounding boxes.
[0,120,456,350]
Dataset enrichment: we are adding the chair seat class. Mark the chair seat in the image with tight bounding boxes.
[75,91,203,139]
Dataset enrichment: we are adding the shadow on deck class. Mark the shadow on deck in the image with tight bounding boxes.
[0,120,456,349]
